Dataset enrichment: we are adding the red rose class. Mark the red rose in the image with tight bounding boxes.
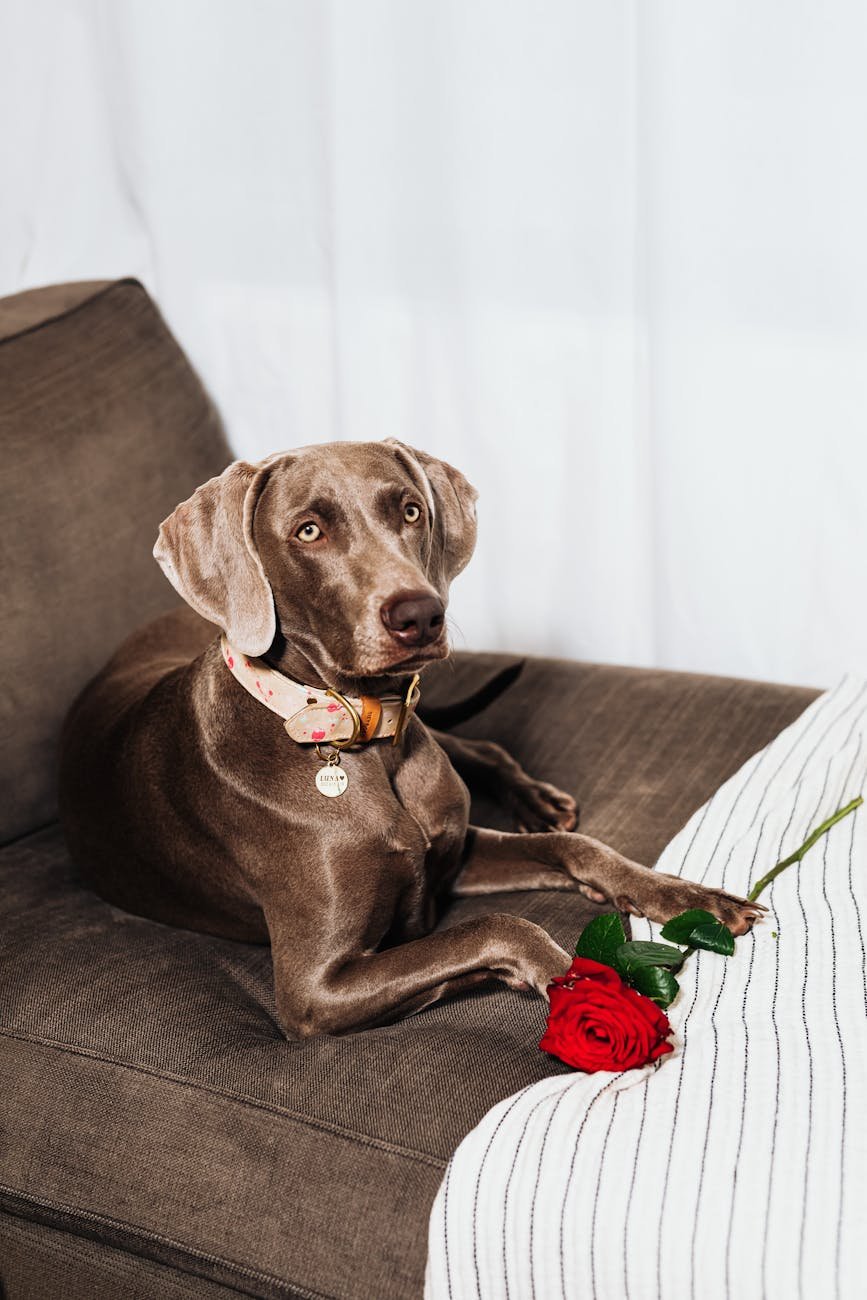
[539,957,674,1073]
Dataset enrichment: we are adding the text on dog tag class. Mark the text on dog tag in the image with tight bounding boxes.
[315,765,348,798]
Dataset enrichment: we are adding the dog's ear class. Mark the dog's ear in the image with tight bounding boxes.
[154,459,276,655]
[385,440,479,586]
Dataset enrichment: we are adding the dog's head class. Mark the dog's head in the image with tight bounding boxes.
[154,439,477,687]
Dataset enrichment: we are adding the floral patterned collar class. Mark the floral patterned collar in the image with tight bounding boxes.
[220,635,420,746]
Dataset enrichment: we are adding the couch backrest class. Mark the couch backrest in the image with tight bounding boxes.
[0,279,230,843]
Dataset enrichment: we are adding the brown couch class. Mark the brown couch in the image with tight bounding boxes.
[0,280,820,1299]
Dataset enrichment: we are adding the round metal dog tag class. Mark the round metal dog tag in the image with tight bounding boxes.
[315,764,348,798]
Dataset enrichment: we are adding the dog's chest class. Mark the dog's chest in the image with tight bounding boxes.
[387,731,469,851]
[369,730,470,933]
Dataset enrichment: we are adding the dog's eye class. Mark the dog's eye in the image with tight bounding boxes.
[403,503,422,524]
[296,522,322,543]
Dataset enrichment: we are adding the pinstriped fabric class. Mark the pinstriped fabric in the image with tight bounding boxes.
[425,676,867,1300]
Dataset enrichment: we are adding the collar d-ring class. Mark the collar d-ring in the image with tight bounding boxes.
[318,687,361,754]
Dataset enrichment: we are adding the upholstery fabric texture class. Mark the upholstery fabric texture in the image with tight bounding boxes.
[0,278,231,842]
[1,653,817,1299]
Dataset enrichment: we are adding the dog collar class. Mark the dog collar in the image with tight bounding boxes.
[220,635,420,746]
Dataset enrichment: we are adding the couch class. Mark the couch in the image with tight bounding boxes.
[0,279,819,1299]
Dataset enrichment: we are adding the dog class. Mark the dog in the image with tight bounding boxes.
[59,439,764,1037]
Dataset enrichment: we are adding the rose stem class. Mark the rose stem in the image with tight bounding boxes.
[673,796,863,970]
[745,795,863,902]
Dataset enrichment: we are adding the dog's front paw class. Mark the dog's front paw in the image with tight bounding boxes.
[617,872,767,937]
[487,916,572,998]
[510,778,579,833]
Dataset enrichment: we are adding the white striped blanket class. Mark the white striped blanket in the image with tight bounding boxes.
[425,675,867,1300]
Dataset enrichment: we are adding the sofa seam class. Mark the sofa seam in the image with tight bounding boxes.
[0,1027,448,1169]
[0,277,147,349]
[0,815,60,850]
[0,1185,338,1300]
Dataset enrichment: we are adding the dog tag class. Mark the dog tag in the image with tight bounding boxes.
[315,764,348,798]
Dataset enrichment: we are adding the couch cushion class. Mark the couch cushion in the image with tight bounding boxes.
[423,653,822,866]
[0,279,231,843]
[0,656,817,1299]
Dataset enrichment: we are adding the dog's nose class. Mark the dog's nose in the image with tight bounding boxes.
[380,590,445,647]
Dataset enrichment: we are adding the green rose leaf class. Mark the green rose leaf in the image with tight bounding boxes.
[659,909,719,943]
[628,964,680,1009]
[615,940,685,972]
[574,913,627,969]
[685,919,735,956]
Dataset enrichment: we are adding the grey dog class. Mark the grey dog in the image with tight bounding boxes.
[59,439,764,1037]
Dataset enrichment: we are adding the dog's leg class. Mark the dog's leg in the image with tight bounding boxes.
[453,827,766,936]
[430,730,578,832]
[267,910,571,1037]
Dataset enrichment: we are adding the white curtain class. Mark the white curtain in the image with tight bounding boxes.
[3,1,866,689]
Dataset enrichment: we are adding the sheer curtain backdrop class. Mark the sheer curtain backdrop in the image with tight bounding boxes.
[3,0,866,689]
